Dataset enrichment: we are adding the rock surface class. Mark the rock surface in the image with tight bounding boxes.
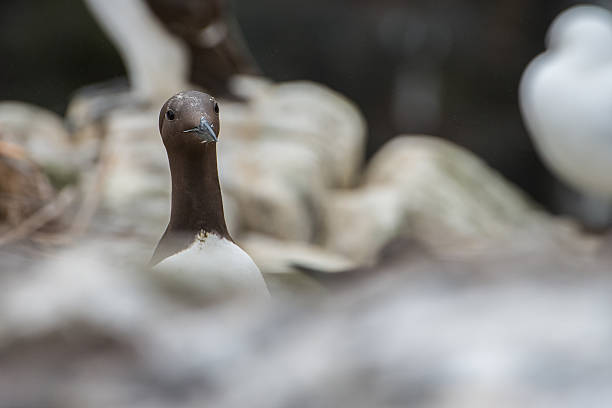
[0,236,611,408]
[323,136,590,264]
[0,101,85,186]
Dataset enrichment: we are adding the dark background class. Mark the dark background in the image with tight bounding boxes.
[0,0,601,215]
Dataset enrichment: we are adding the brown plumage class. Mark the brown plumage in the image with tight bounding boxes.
[144,0,260,96]
[150,90,231,266]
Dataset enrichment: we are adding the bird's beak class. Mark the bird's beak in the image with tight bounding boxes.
[183,116,218,143]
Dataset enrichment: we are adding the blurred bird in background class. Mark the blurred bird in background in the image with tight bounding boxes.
[520,5,612,230]
[144,0,260,94]
[71,0,259,128]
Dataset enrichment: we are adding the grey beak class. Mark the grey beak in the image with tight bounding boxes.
[183,116,218,143]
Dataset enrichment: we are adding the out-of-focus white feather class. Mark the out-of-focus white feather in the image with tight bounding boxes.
[153,231,270,299]
[520,5,612,198]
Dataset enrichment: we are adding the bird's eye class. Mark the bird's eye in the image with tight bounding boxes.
[166,110,176,120]
[214,103,219,114]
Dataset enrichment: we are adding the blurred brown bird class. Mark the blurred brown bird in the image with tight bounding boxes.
[70,0,260,129]
[145,0,260,96]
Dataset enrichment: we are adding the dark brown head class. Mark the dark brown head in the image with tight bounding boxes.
[151,90,229,266]
[159,90,220,152]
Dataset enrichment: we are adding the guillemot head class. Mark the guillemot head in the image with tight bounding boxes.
[546,5,612,54]
[159,90,220,149]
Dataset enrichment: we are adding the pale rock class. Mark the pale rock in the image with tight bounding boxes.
[218,135,326,241]
[324,135,588,263]
[217,79,366,241]
[0,102,86,185]
[66,85,134,137]
[1,236,612,408]
[251,81,366,188]
[241,232,356,295]
[241,233,356,274]
[99,108,169,241]
[228,74,274,100]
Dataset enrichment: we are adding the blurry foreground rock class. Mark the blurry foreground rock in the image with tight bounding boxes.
[240,232,356,296]
[0,237,611,408]
[221,79,366,240]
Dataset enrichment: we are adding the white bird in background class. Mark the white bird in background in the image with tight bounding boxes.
[520,5,612,226]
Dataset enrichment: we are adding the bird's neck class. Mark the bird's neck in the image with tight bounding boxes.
[167,144,230,239]
[151,143,231,266]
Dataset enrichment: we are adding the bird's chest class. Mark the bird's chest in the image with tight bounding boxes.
[153,231,266,296]
[158,232,249,273]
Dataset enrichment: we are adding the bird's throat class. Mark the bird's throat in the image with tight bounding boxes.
[150,143,230,266]
[166,143,230,238]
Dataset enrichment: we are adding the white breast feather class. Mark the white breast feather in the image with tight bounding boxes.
[153,232,270,299]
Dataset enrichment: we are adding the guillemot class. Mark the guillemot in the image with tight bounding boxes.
[81,0,257,106]
[151,90,269,298]
[520,5,612,200]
